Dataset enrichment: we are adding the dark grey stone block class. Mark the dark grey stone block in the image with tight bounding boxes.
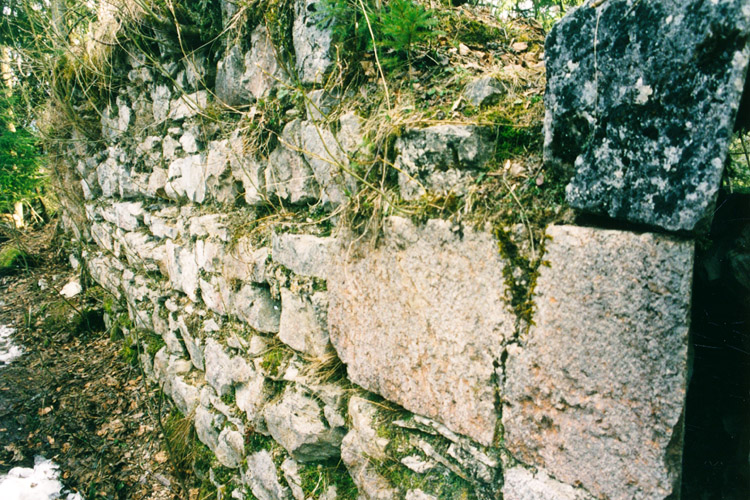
[544,0,750,232]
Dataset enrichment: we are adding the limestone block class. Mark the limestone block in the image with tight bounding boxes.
[215,427,245,469]
[293,0,334,84]
[502,467,593,500]
[153,305,184,355]
[146,209,181,240]
[204,138,238,203]
[165,154,207,203]
[503,225,694,499]
[230,141,266,206]
[463,76,505,107]
[96,157,132,198]
[281,458,305,500]
[174,315,204,371]
[189,214,229,241]
[146,168,168,197]
[266,120,320,205]
[87,253,123,299]
[136,135,162,164]
[244,450,291,500]
[179,130,199,153]
[162,135,180,161]
[199,276,233,316]
[328,217,513,445]
[151,84,171,122]
[90,221,114,251]
[170,375,201,415]
[169,90,208,120]
[223,237,269,283]
[216,26,286,106]
[165,240,199,302]
[216,46,246,106]
[122,231,161,271]
[545,0,750,231]
[271,232,332,279]
[395,125,493,200]
[204,338,234,396]
[195,238,225,272]
[195,405,222,451]
[337,111,364,155]
[298,120,356,206]
[279,289,329,358]
[231,284,281,333]
[264,385,346,462]
[112,202,144,231]
[236,372,268,431]
[406,490,438,500]
[245,25,286,100]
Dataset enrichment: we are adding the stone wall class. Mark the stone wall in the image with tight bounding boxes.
[53,0,749,498]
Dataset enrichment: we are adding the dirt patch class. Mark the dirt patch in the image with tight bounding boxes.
[0,223,181,499]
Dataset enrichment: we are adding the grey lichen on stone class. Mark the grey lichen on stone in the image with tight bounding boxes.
[545,0,750,232]
[328,216,514,446]
[503,225,694,499]
[395,125,494,200]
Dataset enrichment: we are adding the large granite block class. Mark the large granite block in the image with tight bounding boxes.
[503,225,694,499]
[328,217,514,445]
[545,0,750,232]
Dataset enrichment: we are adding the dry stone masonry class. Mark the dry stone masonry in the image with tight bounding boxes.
[53,0,749,498]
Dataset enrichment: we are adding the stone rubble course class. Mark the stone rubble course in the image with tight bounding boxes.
[503,225,694,500]
[545,0,750,232]
[328,216,514,446]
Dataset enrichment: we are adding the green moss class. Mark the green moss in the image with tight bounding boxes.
[220,388,237,406]
[0,245,32,274]
[245,431,277,453]
[445,17,504,47]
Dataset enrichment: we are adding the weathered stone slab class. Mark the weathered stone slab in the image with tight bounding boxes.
[328,216,513,445]
[503,225,694,499]
[545,0,750,232]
